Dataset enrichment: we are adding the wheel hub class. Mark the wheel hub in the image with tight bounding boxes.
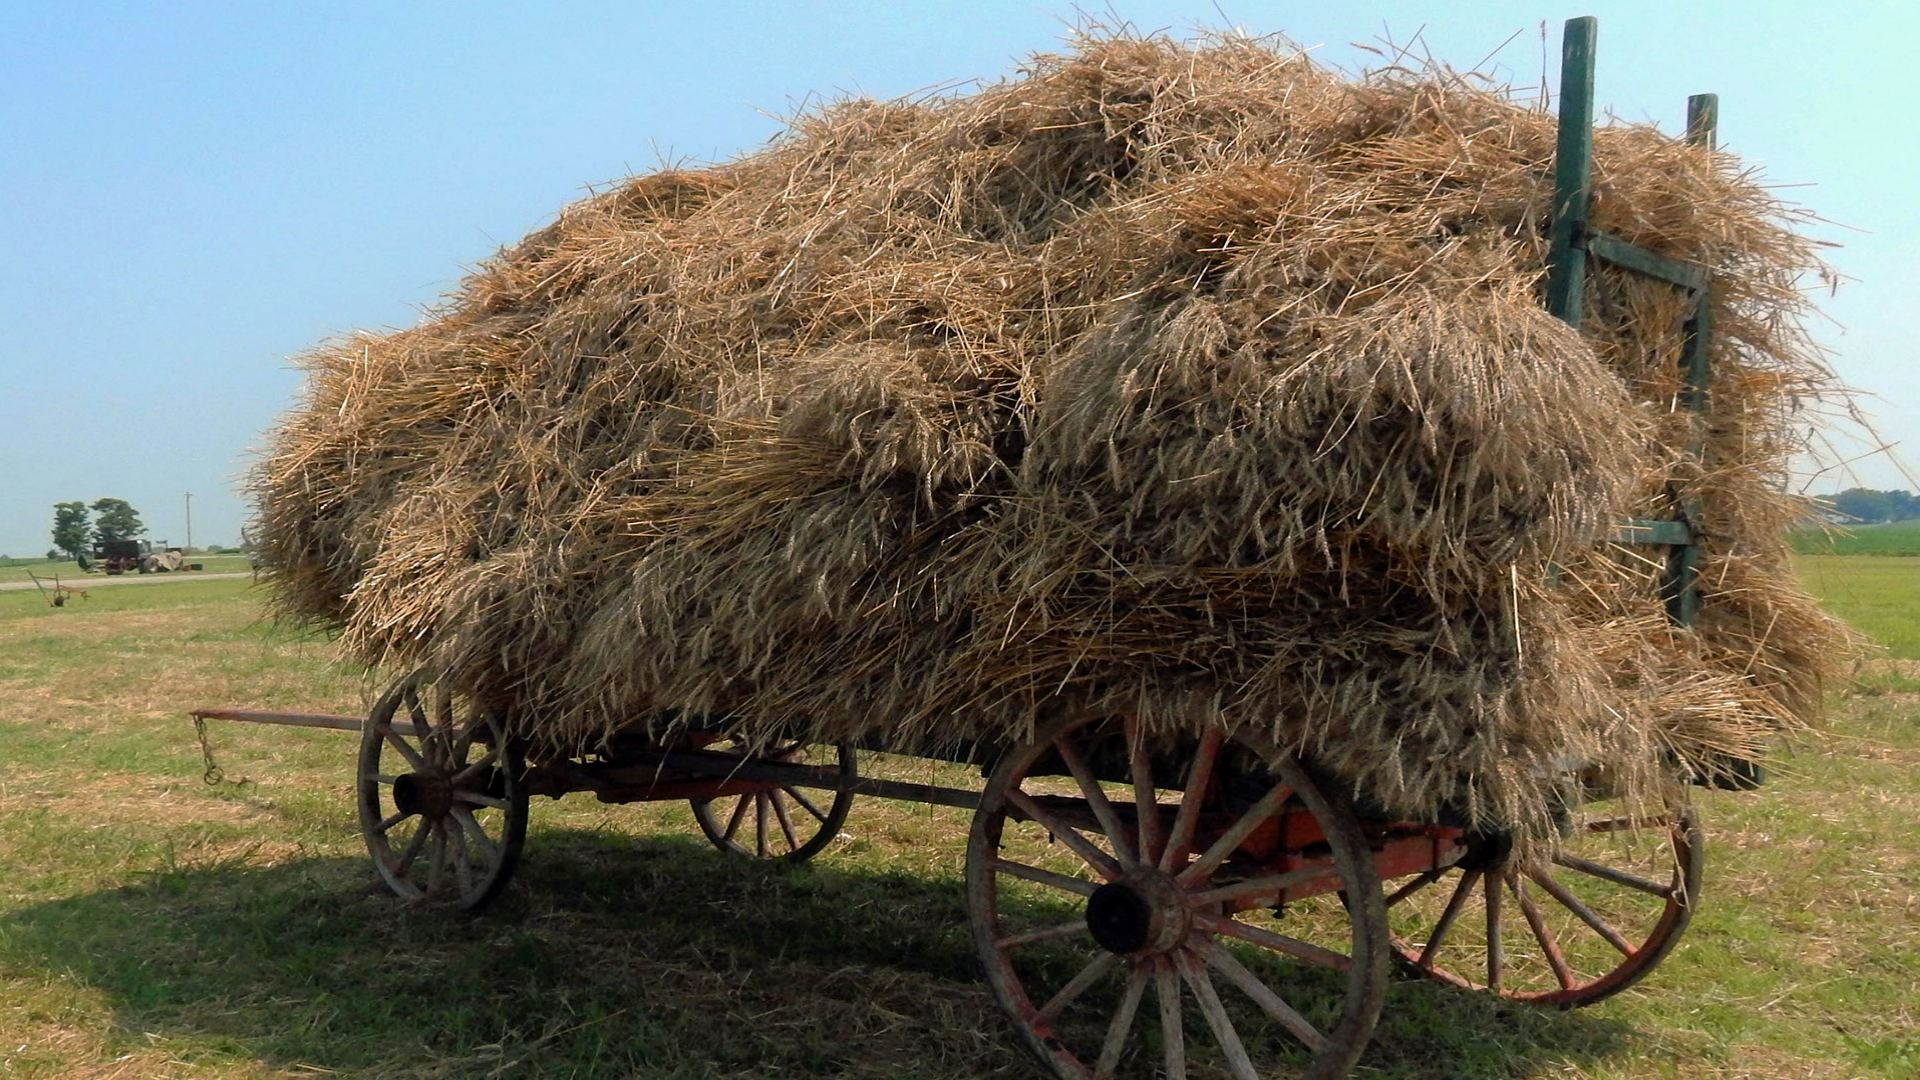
[1085,873,1191,956]
[392,770,454,819]
[1456,828,1514,871]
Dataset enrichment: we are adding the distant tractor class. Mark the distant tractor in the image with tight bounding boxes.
[77,539,202,575]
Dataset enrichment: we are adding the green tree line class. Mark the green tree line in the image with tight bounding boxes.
[1825,487,1920,524]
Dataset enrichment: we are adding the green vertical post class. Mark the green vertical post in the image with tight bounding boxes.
[1685,92,1718,150]
[1667,93,1719,629]
[1545,16,1597,326]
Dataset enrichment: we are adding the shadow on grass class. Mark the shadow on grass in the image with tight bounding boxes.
[1,827,1636,1079]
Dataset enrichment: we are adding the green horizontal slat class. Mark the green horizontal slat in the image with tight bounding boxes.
[1611,518,1692,545]
[1586,229,1708,291]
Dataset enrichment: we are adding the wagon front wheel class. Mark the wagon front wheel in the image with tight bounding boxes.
[968,716,1389,1080]
[357,672,528,911]
[688,738,856,863]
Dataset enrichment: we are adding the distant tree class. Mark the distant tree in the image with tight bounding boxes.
[1828,487,1920,524]
[51,501,91,558]
[46,549,60,561]
[90,498,145,545]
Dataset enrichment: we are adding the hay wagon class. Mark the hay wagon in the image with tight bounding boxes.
[194,662,1711,1080]
[202,19,1787,1080]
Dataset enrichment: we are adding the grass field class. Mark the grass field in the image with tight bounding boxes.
[1791,520,1920,557]
[1,570,1916,1079]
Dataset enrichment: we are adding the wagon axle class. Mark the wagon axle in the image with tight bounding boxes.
[1085,874,1192,956]
[389,769,454,821]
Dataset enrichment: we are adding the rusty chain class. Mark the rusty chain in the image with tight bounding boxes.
[192,714,249,787]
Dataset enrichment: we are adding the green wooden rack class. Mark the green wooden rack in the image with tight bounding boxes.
[1546,15,1716,628]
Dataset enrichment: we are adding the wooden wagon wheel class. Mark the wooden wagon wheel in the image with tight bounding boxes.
[967,715,1389,1080]
[1380,793,1702,1007]
[688,737,856,863]
[357,672,528,911]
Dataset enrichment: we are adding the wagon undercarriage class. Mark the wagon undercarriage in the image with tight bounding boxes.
[194,660,1703,1080]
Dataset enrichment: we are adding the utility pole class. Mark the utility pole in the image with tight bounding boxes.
[185,492,193,552]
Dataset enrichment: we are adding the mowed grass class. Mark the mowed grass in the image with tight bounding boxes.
[1794,555,1920,660]
[0,573,1916,1079]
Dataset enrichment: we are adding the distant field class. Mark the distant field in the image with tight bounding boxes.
[0,553,251,586]
[1790,520,1920,556]
[1793,555,1920,660]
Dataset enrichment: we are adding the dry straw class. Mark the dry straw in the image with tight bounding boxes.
[254,32,1846,843]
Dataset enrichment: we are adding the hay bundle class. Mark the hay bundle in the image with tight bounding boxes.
[254,33,1843,840]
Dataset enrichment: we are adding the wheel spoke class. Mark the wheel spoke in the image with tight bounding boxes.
[770,790,801,853]
[382,728,427,771]
[1161,729,1222,873]
[1126,717,1164,868]
[1094,966,1149,1080]
[1514,877,1577,990]
[1385,866,1447,908]
[721,795,751,843]
[1006,789,1124,880]
[1193,911,1351,972]
[402,685,430,734]
[1156,961,1187,1080]
[369,773,399,786]
[1190,865,1323,908]
[449,818,475,896]
[453,790,509,810]
[1176,951,1258,1080]
[1528,868,1635,955]
[404,686,443,764]
[1053,738,1137,870]
[393,821,431,875]
[990,858,1100,898]
[1418,868,1481,968]
[450,748,500,785]
[755,793,770,858]
[995,918,1089,950]
[426,821,448,895]
[1554,853,1674,897]
[1195,938,1327,1053]
[452,807,499,863]
[783,785,830,824]
[374,810,409,834]
[1176,780,1292,887]
[1485,871,1504,993]
[1036,951,1120,1026]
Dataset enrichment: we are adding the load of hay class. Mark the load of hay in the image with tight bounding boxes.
[254,33,1844,841]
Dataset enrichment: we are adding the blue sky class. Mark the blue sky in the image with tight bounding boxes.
[3,1,1913,557]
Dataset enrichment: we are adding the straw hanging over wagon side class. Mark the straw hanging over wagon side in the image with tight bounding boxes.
[217,19,1845,1079]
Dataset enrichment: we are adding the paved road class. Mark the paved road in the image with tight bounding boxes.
[0,571,253,593]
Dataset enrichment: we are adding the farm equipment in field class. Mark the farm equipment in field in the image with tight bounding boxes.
[24,571,88,607]
[78,539,203,575]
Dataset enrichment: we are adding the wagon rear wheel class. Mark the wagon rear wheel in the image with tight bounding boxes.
[688,737,856,863]
[968,716,1388,1080]
[358,672,528,911]
[1380,793,1701,1007]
